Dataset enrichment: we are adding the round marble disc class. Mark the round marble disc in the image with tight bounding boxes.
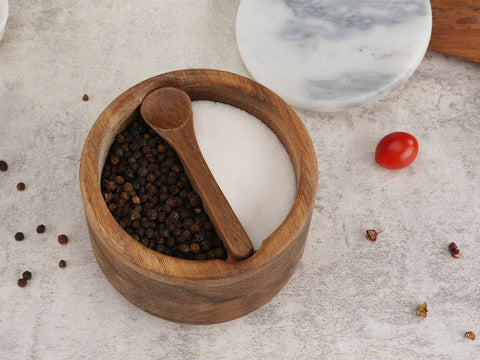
[236,0,432,112]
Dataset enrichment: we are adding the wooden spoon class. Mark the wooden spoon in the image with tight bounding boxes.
[140,87,254,261]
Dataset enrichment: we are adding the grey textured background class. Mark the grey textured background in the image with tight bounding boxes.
[1,1,480,359]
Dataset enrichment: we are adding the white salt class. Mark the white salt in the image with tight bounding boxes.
[192,100,297,250]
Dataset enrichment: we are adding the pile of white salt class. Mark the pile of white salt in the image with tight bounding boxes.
[192,101,297,250]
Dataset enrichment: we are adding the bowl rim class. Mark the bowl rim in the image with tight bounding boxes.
[80,68,318,281]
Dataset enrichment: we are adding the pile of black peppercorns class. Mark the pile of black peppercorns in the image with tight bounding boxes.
[101,117,227,260]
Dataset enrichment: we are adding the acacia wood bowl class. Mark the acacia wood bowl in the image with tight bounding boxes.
[79,69,318,324]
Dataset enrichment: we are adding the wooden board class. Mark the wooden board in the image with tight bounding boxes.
[429,0,480,63]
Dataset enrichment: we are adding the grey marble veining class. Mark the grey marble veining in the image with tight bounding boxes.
[1,1,480,359]
[236,0,432,111]
[283,0,429,39]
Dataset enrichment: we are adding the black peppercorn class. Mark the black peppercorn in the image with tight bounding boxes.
[204,222,213,231]
[59,260,67,268]
[166,237,176,249]
[137,167,148,177]
[109,156,120,165]
[145,228,154,239]
[58,234,68,244]
[104,192,113,203]
[123,182,133,192]
[15,232,24,241]
[165,198,176,208]
[147,163,158,173]
[169,185,180,195]
[146,209,158,221]
[116,134,125,144]
[139,193,149,203]
[146,183,157,194]
[169,211,180,222]
[0,160,8,171]
[190,243,201,254]
[189,194,201,207]
[36,224,46,233]
[201,241,212,252]
[132,220,141,229]
[178,243,190,254]
[145,154,155,163]
[146,173,156,183]
[181,230,191,241]
[193,233,205,243]
[22,271,32,280]
[171,164,181,173]
[130,195,141,205]
[132,181,141,191]
[172,228,182,238]
[190,224,201,233]
[114,147,124,158]
[130,210,141,221]
[124,169,134,180]
[106,180,117,191]
[17,278,27,287]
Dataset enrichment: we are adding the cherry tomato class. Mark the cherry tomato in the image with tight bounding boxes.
[375,132,418,170]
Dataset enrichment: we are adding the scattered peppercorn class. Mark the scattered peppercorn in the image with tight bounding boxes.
[464,331,476,340]
[17,278,27,287]
[58,234,69,245]
[16,182,25,191]
[451,249,461,258]
[22,271,32,280]
[449,242,461,258]
[82,94,89,101]
[448,242,457,252]
[365,229,378,242]
[15,232,24,241]
[59,260,67,268]
[100,117,226,260]
[417,302,427,317]
[0,160,8,171]
[36,224,46,233]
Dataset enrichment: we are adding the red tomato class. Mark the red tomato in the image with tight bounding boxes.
[375,132,418,170]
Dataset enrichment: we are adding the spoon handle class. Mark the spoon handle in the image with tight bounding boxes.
[160,120,254,261]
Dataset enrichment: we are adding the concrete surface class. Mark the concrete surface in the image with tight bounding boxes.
[1,1,479,359]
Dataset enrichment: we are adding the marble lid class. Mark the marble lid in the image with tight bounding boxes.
[236,0,432,112]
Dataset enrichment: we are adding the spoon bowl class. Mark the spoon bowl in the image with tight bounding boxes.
[141,87,192,130]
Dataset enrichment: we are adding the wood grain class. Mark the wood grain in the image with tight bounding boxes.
[79,69,318,324]
[429,0,480,62]
[140,87,254,261]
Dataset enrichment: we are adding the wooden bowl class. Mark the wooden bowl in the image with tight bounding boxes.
[79,69,318,324]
